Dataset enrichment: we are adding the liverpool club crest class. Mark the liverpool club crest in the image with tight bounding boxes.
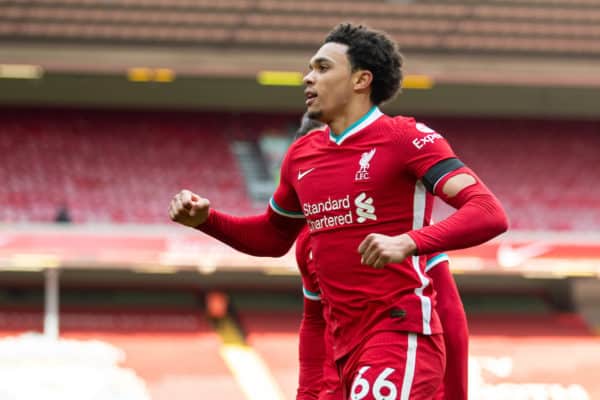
[355,148,376,181]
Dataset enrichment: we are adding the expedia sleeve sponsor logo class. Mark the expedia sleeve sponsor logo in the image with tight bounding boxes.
[412,133,443,150]
[303,193,376,231]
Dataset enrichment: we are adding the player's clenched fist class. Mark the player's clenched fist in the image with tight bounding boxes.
[168,189,210,227]
[358,233,418,269]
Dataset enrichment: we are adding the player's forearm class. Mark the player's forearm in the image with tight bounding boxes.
[408,182,508,254]
[297,298,326,400]
[197,208,304,257]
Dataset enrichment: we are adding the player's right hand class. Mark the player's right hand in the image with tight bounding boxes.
[168,189,210,227]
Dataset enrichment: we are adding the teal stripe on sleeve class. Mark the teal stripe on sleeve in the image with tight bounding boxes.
[269,197,305,219]
[303,286,321,301]
[425,253,449,272]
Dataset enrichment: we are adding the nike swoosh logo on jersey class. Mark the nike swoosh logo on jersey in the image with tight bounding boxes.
[298,168,316,180]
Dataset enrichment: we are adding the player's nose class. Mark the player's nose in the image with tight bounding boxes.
[303,70,315,86]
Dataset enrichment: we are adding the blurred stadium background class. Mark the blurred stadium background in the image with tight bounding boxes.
[1,0,600,399]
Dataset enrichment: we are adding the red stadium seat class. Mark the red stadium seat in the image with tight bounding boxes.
[1,110,598,230]
[0,109,258,223]
[2,0,599,55]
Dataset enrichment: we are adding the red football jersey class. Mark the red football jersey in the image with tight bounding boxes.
[273,107,457,360]
[297,225,456,400]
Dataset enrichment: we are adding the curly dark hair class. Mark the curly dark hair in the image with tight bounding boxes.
[324,23,403,105]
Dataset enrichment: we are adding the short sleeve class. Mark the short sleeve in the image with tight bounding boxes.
[296,227,321,301]
[269,145,304,219]
[395,117,458,180]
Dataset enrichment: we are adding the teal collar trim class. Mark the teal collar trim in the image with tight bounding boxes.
[329,106,383,145]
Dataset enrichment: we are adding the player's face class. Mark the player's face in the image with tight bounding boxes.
[303,42,354,123]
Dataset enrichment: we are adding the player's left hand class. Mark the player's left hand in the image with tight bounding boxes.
[358,233,417,269]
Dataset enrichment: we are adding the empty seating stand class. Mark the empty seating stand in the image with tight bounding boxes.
[0,109,598,230]
[1,0,600,56]
[0,109,259,223]
[428,116,600,231]
[236,309,302,400]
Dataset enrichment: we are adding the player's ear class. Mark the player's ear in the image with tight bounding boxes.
[353,69,373,91]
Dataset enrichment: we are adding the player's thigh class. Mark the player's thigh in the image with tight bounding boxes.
[344,333,445,400]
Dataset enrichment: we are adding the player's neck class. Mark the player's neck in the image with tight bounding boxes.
[329,102,376,138]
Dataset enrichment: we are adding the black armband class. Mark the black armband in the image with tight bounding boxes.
[422,158,465,193]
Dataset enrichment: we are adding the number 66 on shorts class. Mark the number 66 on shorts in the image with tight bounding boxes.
[351,366,397,400]
[343,332,445,400]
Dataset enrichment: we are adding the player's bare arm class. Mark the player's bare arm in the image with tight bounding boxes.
[441,173,477,197]
[168,189,210,227]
